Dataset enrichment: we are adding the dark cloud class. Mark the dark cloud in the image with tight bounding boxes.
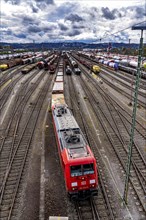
[14,14,40,26]
[2,29,13,35]
[28,25,41,33]
[54,2,77,15]
[4,0,54,5]
[4,0,21,5]
[112,9,122,18]
[68,29,81,37]
[14,33,27,38]
[135,7,145,18]
[42,25,56,32]
[29,3,39,13]
[121,6,145,19]
[35,0,54,9]
[88,7,99,20]
[102,7,115,20]
[47,33,60,40]
[48,2,79,22]
[102,7,121,20]
[27,24,56,33]
[39,32,44,37]
[12,13,40,26]
[58,23,68,31]
[35,0,54,3]
[65,13,84,23]
[32,0,55,13]
[22,16,36,24]
[72,24,85,29]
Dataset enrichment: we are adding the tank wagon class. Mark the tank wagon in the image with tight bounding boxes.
[66,54,81,75]
[0,58,22,71]
[96,56,146,78]
[118,60,146,79]
[44,55,59,72]
[51,63,98,200]
[21,52,48,65]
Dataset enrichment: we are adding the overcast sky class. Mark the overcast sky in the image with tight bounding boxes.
[1,0,146,44]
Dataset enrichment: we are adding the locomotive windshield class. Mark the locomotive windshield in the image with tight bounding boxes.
[70,163,94,177]
[83,163,94,175]
[71,165,82,177]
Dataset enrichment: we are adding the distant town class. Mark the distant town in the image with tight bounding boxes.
[0,42,146,56]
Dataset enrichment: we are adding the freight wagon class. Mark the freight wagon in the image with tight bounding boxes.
[21,63,37,74]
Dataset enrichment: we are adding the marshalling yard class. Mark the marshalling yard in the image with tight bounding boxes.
[0,50,146,220]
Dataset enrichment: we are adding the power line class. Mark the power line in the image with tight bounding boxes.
[100,20,146,41]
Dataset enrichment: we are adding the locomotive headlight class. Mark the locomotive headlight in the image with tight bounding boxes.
[71,182,78,187]
[90,179,95,184]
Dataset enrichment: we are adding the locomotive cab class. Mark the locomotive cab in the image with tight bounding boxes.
[92,65,100,75]
[63,145,98,200]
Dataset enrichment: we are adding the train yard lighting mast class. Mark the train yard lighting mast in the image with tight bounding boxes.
[123,22,146,204]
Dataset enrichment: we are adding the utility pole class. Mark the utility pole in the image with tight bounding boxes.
[123,23,146,204]
[127,38,131,60]
[33,40,35,55]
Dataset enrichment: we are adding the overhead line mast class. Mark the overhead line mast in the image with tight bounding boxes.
[123,23,146,204]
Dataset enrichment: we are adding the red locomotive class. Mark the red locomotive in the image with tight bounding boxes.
[51,93,98,200]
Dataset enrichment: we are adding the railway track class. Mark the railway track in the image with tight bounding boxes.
[100,64,146,90]
[0,71,54,219]
[72,53,146,107]
[0,69,46,128]
[100,68,146,98]
[0,64,28,88]
[74,198,101,220]
[0,66,18,78]
[99,73,146,108]
[76,69,146,216]
[100,68,146,94]
[74,54,146,108]
[64,73,116,219]
[73,53,146,90]
[0,68,41,112]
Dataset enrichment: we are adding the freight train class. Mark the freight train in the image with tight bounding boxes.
[0,58,22,70]
[0,53,47,71]
[51,61,98,200]
[102,59,146,79]
[72,53,100,75]
[44,55,59,73]
[77,52,146,79]
[66,53,81,75]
